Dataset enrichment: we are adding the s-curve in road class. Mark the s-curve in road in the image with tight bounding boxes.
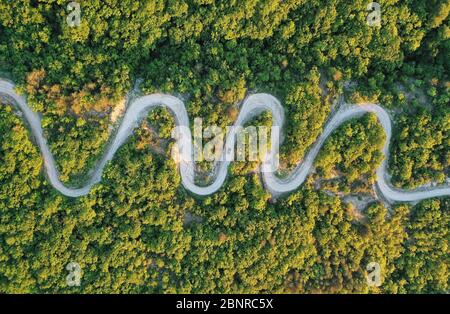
[1,79,449,202]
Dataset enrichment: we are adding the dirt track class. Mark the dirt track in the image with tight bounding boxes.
[1,79,449,202]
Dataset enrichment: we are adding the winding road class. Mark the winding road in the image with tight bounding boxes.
[1,79,449,202]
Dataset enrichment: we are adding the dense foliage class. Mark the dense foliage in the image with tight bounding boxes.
[0,104,448,293]
[0,1,448,293]
[315,113,385,194]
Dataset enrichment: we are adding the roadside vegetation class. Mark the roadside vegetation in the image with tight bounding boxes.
[0,1,448,293]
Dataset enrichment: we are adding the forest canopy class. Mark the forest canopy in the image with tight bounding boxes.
[0,1,448,294]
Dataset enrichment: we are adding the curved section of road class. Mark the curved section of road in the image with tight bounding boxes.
[1,80,449,201]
